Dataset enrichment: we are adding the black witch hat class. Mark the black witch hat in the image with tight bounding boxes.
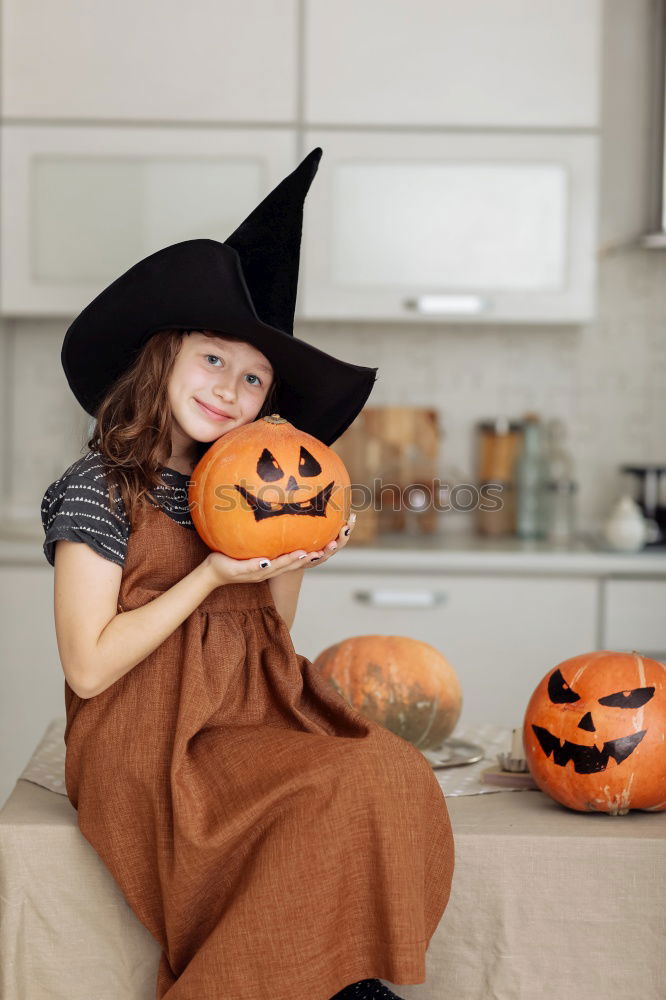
[61,147,378,446]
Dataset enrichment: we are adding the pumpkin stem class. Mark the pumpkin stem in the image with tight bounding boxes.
[263,414,287,425]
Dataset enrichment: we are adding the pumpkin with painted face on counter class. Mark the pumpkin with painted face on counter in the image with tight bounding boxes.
[523,650,666,815]
[189,413,351,559]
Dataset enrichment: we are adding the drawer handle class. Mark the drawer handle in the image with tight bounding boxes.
[353,589,447,609]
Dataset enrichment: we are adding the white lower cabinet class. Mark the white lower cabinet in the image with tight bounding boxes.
[601,579,666,659]
[0,566,61,809]
[291,572,598,729]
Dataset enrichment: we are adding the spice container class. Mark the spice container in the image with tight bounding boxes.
[543,418,578,545]
[514,413,548,539]
[475,417,522,537]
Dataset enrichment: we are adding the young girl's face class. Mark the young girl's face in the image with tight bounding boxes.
[167,331,274,449]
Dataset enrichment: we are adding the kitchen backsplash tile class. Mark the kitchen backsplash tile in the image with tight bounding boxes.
[2,246,665,534]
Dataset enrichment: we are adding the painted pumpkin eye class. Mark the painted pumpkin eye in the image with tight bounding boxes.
[257,448,284,482]
[598,687,655,708]
[547,668,580,704]
[299,446,322,477]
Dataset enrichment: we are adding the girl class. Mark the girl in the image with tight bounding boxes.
[41,149,455,1000]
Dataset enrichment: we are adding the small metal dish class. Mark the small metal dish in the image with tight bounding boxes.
[419,737,486,769]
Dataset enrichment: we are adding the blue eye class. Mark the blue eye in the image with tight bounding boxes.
[205,354,262,386]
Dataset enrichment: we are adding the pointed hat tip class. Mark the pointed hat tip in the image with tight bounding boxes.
[299,146,323,184]
[221,145,324,335]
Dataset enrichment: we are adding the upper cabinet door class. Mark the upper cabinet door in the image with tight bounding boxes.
[1,0,298,122]
[300,130,599,324]
[0,126,298,316]
[305,0,601,128]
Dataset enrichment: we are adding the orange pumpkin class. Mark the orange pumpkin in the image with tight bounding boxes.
[189,413,351,559]
[313,635,463,749]
[523,650,666,815]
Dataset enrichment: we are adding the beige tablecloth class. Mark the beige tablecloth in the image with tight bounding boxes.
[17,716,533,799]
[2,763,664,999]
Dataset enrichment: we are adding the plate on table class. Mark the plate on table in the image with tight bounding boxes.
[419,738,485,769]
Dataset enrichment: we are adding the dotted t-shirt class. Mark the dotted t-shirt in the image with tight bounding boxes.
[41,451,195,568]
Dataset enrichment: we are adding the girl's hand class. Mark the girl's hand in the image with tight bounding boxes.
[204,547,310,588]
[203,512,357,587]
[302,511,357,569]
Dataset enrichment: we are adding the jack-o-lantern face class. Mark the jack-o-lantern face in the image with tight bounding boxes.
[523,651,666,815]
[189,414,351,560]
[235,445,334,521]
[531,666,654,774]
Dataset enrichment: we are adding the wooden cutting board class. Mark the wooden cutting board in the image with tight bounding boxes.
[331,407,441,542]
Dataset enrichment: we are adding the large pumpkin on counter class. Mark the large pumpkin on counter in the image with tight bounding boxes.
[313,635,463,749]
[189,413,351,559]
[524,650,666,815]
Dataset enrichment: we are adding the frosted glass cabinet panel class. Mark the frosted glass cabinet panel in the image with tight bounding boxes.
[1,126,298,316]
[32,158,267,285]
[332,163,567,290]
[301,131,599,324]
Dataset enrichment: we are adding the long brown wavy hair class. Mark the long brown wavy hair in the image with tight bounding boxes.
[86,328,280,526]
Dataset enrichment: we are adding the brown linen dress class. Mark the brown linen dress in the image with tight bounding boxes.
[63,498,455,1000]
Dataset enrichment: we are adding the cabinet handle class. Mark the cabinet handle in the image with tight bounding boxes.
[403,294,486,315]
[353,589,447,609]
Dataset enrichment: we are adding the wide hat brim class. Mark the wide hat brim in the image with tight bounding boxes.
[61,237,378,447]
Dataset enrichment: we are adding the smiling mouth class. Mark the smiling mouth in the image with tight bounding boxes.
[234,482,335,521]
[532,725,647,774]
[195,399,232,419]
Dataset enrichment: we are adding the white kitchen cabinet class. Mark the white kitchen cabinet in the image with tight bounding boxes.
[601,579,666,659]
[3,0,600,128]
[0,126,298,316]
[0,566,62,810]
[300,130,599,324]
[1,0,297,122]
[305,0,601,128]
[291,571,599,727]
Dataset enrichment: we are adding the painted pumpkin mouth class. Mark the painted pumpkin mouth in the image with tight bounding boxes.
[234,481,335,522]
[532,724,647,774]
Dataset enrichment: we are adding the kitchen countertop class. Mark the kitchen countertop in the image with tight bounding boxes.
[4,526,666,576]
[334,532,666,576]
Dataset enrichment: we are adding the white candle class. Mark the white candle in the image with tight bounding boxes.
[511,727,524,758]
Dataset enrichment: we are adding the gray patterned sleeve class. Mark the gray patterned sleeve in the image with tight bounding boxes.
[41,454,130,568]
